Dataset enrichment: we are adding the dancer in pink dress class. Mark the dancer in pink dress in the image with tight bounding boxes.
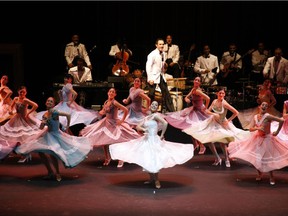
[238,79,281,129]
[118,77,151,128]
[0,75,18,160]
[109,101,194,189]
[15,97,92,181]
[183,87,250,167]
[271,100,288,140]
[0,86,41,162]
[164,76,211,154]
[0,75,14,125]
[80,88,141,167]
[228,102,288,185]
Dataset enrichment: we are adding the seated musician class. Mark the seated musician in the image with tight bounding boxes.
[68,57,93,84]
[68,58,93,107]
[109,38,133,76]
[193,44,219,87]
[163,35,181,78]
[218,43,242,89]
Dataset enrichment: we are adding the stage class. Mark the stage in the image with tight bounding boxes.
[1,127,288,216]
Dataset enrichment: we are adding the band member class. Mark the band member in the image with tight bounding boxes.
[146,38,175,112]
[163,35,181,78]
[194,44,219,86]
[64,34,92,70]
[218,43,242,88]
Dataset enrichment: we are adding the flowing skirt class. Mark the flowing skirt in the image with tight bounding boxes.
[110,134,194,173]
[182,116,251,144]
[15,129,92,168]
[228,132,288,172]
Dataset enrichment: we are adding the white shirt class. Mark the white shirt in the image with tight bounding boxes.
[163,44,180,63]
[109,44,132,56]
[68,66,93,84]
[220,52,242,71]
[146,49,167,84]
[194,54,219,86]
[251,50,269,73]
[64,42,91,66]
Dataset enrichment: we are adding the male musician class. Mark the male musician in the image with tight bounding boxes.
[219,43,242,88]
[251,42,270,85]
[263,47,288,85]
[194,44,219,86]
[68,57,93,107]
[109,39,133,76]
[146,38,175,112]
[109,39,133,58]
[64,34,92,70]
[163,35,181,78]
[68,57,93,84]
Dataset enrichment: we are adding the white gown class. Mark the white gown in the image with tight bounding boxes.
[109,113,194,173]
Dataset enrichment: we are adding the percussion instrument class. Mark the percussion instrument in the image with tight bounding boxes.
[166,78,187,90]
[170,91,183,111]
[143,90,183,111]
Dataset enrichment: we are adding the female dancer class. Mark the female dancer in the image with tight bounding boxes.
[270,99,288,141]
[238,79,281,129]
[79,88,141,168]
[0,86,41,162]
[228,102,288,185]
[164,76,211,154]
[119,77,151,128]
[183,87,250,167]
[109,101,194,189]
[0,75,14,125]
[36,74,100,132]
[15,97,92,181]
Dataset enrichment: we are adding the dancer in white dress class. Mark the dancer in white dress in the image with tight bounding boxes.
[183,88,250,167]
[109,101,194,189]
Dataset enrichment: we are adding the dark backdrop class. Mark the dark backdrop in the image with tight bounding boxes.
[0,1,287,109]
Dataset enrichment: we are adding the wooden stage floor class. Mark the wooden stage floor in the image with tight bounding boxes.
[1,136,288,216]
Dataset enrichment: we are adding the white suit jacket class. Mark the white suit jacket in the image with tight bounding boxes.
[146,49,167,84]
[163,44,180,63]
[64,42,91,66]
[263,56,288,84]
[194,54,220,86]
[68,66,93,84]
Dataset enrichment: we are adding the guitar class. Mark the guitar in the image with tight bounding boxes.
[221,49,256,78]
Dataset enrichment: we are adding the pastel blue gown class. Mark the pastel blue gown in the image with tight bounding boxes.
[15,109,92,168]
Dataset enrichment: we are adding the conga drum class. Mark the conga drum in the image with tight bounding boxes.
[170,91,183,111]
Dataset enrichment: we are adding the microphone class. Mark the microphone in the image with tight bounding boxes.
[90,45,97,53]
[160,51,164,62]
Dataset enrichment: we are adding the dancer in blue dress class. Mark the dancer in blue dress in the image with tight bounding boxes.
[15,97,92,181]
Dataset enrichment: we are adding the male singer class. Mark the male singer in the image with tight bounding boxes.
[146,38,175,112]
